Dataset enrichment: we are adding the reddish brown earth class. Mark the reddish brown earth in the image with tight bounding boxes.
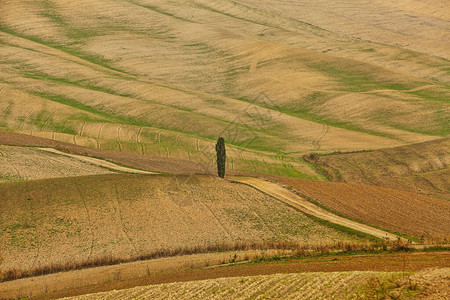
[268,176,450,242]
[33,252,450,299]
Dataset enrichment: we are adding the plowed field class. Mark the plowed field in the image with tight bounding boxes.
[270,176,450,241]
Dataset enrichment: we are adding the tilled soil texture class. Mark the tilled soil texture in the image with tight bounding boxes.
[26,252,450,300]
[269,176,450,242]
[61,269,450,300]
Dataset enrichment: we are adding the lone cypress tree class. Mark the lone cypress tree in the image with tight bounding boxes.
[215,137,226,178]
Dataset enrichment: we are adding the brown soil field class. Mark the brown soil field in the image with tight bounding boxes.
[62,269,450,299]
[8,252,448,299]
[0,174,368,274]
[0,0,448,178]
[0,145,114,182]
[269,176,450,242]
[310,138,450,200]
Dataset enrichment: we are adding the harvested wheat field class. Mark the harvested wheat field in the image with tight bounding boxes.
[270,176,450,242]
[0,174,370,275]
[0,145,114,182]
[0,0,449,178]
[309,138,450,200]
[63,268,450,300]
[4,252,449,299]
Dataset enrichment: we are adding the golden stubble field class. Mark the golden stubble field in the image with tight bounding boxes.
[64,268,450,300]
[0,0,448,178]
[0,174,369,273]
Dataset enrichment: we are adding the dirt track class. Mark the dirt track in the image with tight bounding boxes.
[38,148,155,175]
[229,176,402,242]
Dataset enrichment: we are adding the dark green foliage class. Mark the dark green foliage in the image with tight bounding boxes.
[215,137,226,178]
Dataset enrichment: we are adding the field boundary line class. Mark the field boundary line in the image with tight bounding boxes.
[37,147,156,174]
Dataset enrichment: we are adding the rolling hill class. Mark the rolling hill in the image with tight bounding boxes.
[0,0,448,178]
[308,138,450,200]
[0,144,114,182]
[0,173,369,274]
[0,1,449,298]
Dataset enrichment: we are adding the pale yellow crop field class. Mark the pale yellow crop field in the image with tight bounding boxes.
[65,269,450,299]
[0,0,448,178]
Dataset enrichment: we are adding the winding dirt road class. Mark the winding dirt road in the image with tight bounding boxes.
[228,176,403,242]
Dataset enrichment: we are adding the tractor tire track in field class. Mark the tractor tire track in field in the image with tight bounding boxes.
[312,124,329,151]
[16,105,38,130]
[79,122,86,137]
[40,112,56,131]
[197,198,234,240]
[96,123,106,149]
[228,176,403,242]
[117,124,124,152]
[73,180,95,261]
[114,185,139,254]
[136,127,145,154]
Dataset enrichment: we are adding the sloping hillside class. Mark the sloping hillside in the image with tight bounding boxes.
[1,0,448,178]
[309,138,450,200]
[0,174,367,273]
